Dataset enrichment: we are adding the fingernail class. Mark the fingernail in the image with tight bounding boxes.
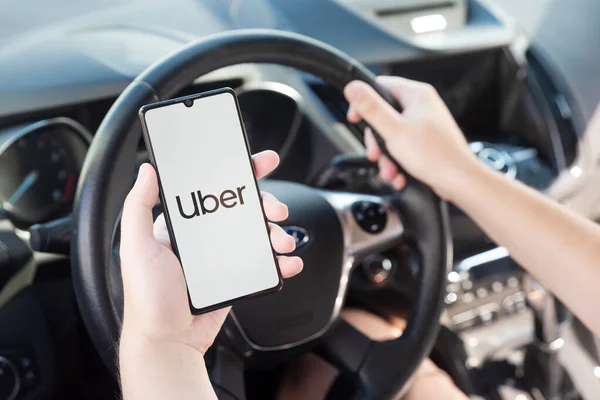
[136,164,149,186]
[344,81,362,102]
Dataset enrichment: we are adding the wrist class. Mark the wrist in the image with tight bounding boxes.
[433,157,485,202]
[119,329,206,372]
[442,159,495,205]
[119,331,216,400]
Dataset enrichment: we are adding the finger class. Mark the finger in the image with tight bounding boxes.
[347,104,361,124]
[277,256,303,278]
[342,308,402,341]
[378,156,398,181]
[153,213,172,250]
[120,163,160,261]
[391,174,407,191]
[364,128,382,162]
[262,192,289,222]
[376,76,436,108]
[344,81,405,140]
[252,150,280,180]
[270,223,296,254]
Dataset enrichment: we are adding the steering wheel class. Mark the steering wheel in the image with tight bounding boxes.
[72,30,451,399]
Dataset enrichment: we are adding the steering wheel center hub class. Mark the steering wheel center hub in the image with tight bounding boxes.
[233,180,345,349]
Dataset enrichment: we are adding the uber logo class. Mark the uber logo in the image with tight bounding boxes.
[176,186,247,219]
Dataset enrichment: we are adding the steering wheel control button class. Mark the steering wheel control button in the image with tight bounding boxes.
[362,254,394,284]
[0,349,40,397]
[351,201,387,234]
[0,357,20,400]
[19,358,31,369]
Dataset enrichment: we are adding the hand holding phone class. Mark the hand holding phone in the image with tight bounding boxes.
[119,151,302,349]
[139,89,293,314]
[118,153,302,399]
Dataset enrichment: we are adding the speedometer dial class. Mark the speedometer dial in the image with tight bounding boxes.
[0,119,90,227]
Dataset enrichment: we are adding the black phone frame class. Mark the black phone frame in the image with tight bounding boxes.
[138,87,283,315]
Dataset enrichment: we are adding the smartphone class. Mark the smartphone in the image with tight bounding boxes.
[139,88,282,314]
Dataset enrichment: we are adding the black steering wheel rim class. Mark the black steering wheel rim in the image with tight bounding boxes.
[71,29,451,399]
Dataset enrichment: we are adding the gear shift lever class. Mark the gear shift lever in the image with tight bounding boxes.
[522,274,566,399]
[523,275,564,347]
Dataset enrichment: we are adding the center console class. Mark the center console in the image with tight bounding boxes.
[443,247,532,368]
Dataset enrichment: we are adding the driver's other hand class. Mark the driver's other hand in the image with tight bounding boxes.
[344,77,478,201]
[119,150,303,355]
[277,309,468,400]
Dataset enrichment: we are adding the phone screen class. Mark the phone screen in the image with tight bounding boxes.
[140,89,281,313]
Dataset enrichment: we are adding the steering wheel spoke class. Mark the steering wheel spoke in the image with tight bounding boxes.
[319,319,373,374]
[210,346,247,400]
[356,338,416,398]
[318,190,404,260]
[320,318,416,399]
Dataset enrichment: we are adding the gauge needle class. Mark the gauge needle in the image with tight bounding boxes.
[7,170,39,206]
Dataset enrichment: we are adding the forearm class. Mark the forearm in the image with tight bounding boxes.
[119,332,217,400]
[450,163,600,335]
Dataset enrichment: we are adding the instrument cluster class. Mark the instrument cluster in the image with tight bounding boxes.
[0,118,90,228]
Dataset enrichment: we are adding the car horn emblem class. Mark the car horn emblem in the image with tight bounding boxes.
[281,226,310,250]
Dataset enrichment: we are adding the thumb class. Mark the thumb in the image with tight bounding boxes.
[344,80,405,141]
[120,163,160,263]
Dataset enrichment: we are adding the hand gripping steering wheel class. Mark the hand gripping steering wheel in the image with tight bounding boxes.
[71,30,451,400]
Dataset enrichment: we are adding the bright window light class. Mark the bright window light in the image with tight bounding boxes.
[410,14,447,34]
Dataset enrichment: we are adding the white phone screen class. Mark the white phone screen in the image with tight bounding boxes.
[141,90,281,312]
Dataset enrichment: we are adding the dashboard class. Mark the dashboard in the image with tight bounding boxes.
[0,77,556,236]
[0,0,565,233]
[0,48,559,241]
